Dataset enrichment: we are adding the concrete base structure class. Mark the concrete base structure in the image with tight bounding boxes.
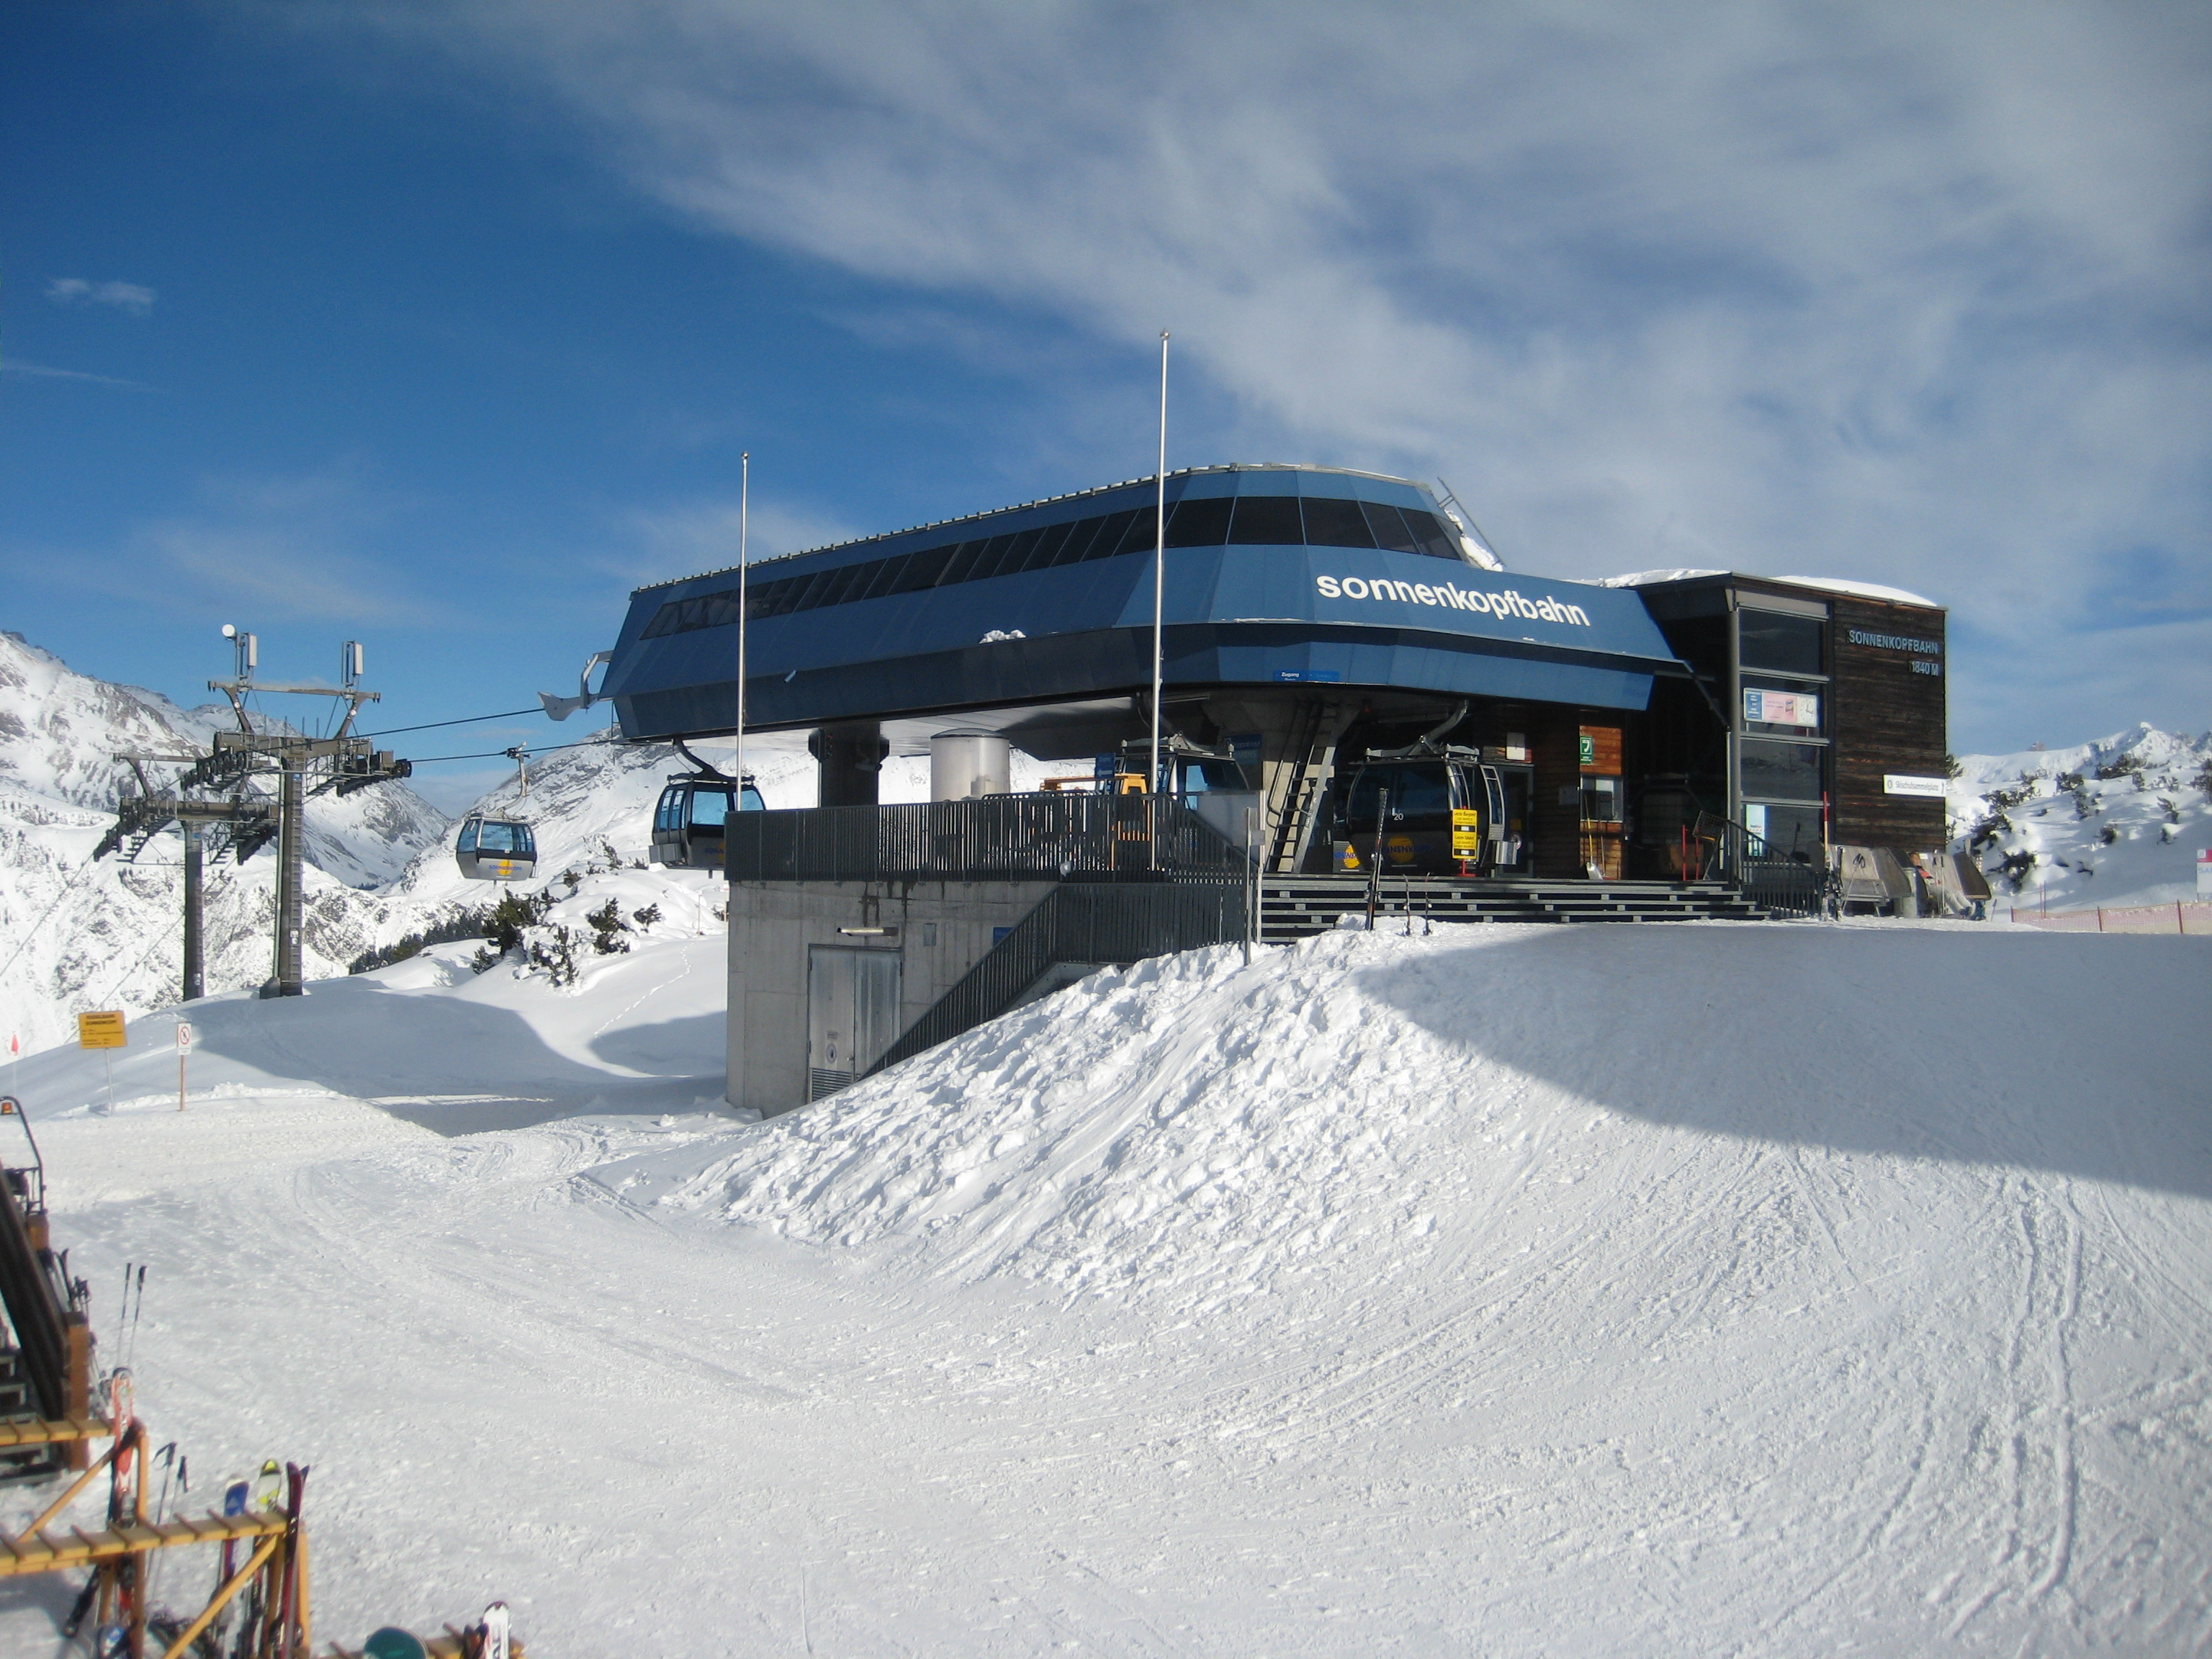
[726,878,1057,1117]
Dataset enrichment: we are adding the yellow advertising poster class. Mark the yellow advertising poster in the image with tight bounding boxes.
[78,1011,127,1050]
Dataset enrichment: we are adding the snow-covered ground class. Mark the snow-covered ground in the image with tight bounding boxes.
[0,917,2203,1655]
[1951,725,2212,910]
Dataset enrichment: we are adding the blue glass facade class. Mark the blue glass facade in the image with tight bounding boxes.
[603,465,1682,745]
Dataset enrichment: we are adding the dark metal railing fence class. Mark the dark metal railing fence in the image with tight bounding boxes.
[1693,811,1829,919]
[725,793,1249,885]
[867,881,1247,1076]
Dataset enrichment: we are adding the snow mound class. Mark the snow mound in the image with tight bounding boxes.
[657,920,2211,1311]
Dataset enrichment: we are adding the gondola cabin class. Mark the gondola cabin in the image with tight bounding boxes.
[652,775,765,871]
[1323,751,1532,878]
[455,815,537,882]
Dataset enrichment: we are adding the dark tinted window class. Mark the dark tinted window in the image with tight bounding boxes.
[1110,507,1159,557]
[938,540,990,584]
[1051,516,1105,565]
[1021,521,1073,570]
[641,602,679,639]
[1401,508,1458,559]
[816,564,866,608]
[1164,497,1233,547]
[891,545,953,592]
[1227,495,1304,545]
[1361,501,1419,553]
[1302,498,1375,549]
[1738,739,1825,802]
[1086,511,1138,559]
[1738,610,1825,675]
[855,557,905,601]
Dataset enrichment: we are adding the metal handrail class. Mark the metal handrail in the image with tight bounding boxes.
[725,793,1249,885]
[1691,811,1830,919]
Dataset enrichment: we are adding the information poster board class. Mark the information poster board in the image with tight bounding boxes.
[77,1011,127,1050]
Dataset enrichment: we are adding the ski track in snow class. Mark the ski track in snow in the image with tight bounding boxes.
[0,922,2204,1655]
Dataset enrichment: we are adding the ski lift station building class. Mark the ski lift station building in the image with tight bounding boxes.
[598,464,1953,1114]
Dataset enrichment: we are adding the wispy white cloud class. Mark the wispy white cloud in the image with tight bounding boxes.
[10,465,454,628]
[0,357,153,390]
[311,1,2212,745]
[46,277,156,315]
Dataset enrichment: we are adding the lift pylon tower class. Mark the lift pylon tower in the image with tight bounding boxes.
[95,635,413,1002]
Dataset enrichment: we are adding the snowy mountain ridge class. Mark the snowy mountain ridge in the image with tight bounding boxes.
[1949,722,2212,909]
[0,631,451,1052]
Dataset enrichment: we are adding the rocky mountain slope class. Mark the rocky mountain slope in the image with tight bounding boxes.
[0,632,450,1053]
[1951,724,2212,909]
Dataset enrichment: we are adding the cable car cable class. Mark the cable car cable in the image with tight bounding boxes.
[404,736,604,765]
[358,706,543,739]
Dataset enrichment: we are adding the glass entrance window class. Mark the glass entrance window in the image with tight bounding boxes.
[1743,802,1825,860]
[1739,739,1825,803]
[1739,609,1826,675]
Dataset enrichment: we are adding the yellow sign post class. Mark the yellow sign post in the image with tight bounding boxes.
[76,1012,126,1050]
[78,1012,126,1115]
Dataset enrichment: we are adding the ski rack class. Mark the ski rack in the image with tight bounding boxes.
[0,1419,310,1657]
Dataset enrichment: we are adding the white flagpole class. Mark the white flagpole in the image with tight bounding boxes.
[737,451,749,797]
[1151,331,1169,796]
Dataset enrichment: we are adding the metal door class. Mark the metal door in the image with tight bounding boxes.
[807,946,903,1102]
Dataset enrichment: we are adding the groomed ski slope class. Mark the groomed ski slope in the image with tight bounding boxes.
[0,920,2206,1655]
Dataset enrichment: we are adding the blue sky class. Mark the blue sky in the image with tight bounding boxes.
[5,2,2207,811]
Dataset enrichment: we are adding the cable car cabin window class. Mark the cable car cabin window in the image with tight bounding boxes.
[654,787,682,833]
[1361,501,1421,554]
[1401,508,1460,559]
[689,788,733,830]
[1738,738,1825,803]
[1226,495,1303,546]
[457,819,477,852]
[1164,497,1233,547]
[1344,763,1453,829]
[474,821,534,857]
[1300,498,1375,550]
[1739,609,1826,676]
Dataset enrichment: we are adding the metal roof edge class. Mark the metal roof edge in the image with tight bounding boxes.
[626,463,1427,598]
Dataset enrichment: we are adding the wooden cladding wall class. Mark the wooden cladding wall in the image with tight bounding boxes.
[1829,594,1948,848]
[1532,710,1585,878]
